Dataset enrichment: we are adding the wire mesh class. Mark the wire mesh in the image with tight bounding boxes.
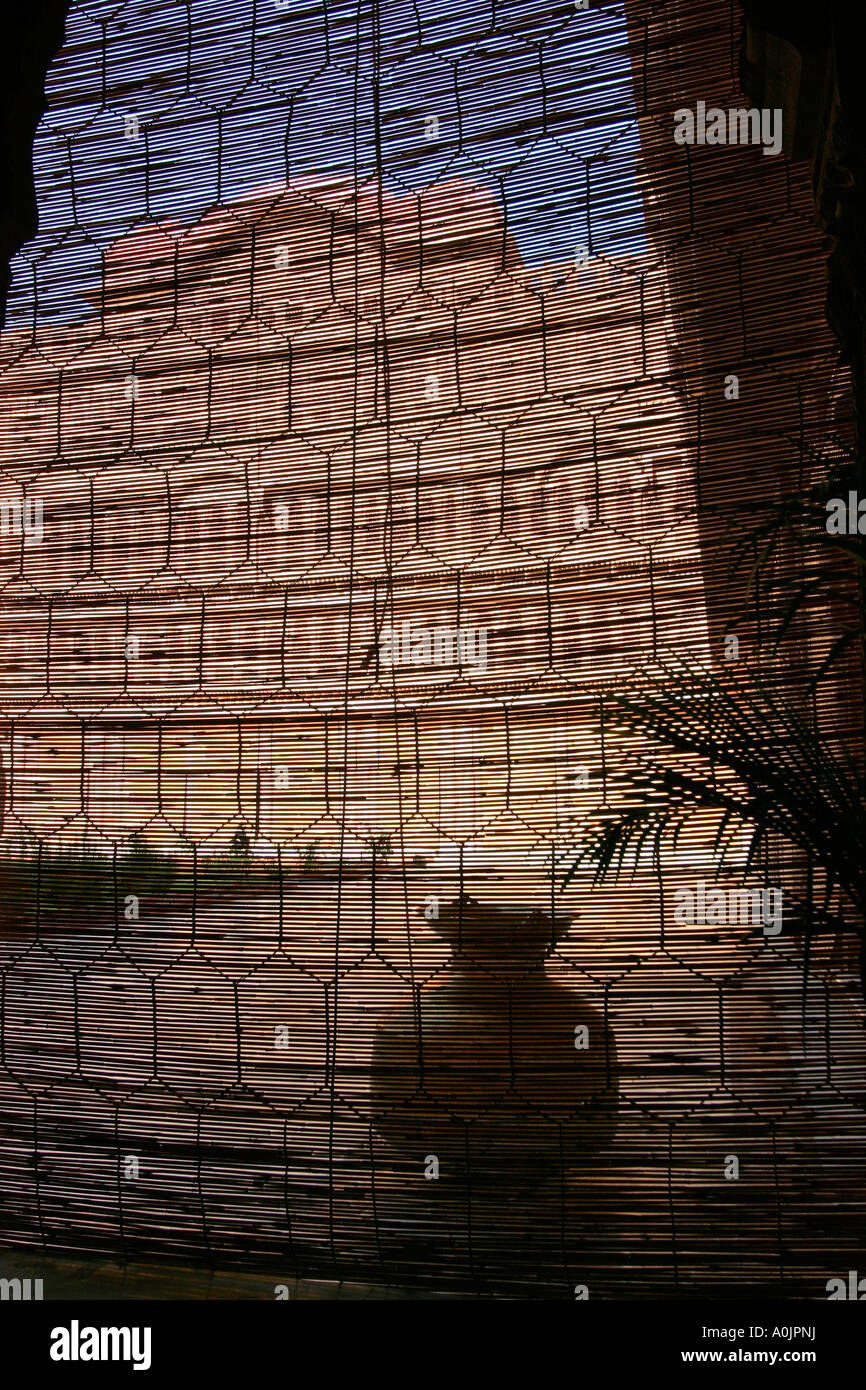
[0,0,862,1297]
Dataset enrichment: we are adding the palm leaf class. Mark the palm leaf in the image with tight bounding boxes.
[559,656,865,946]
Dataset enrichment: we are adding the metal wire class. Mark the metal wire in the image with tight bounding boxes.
[0,0,862,1298]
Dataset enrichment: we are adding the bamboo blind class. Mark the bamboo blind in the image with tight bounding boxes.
[0,0,862,1297]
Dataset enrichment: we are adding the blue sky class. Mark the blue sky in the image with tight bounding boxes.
[7,0,644,325]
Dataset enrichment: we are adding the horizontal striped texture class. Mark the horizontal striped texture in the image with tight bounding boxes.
[0,0,862,1297]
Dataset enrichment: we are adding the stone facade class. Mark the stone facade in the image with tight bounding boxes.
[0,175,702,859]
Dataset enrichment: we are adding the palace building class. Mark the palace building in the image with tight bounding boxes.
[0,174,705,866]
